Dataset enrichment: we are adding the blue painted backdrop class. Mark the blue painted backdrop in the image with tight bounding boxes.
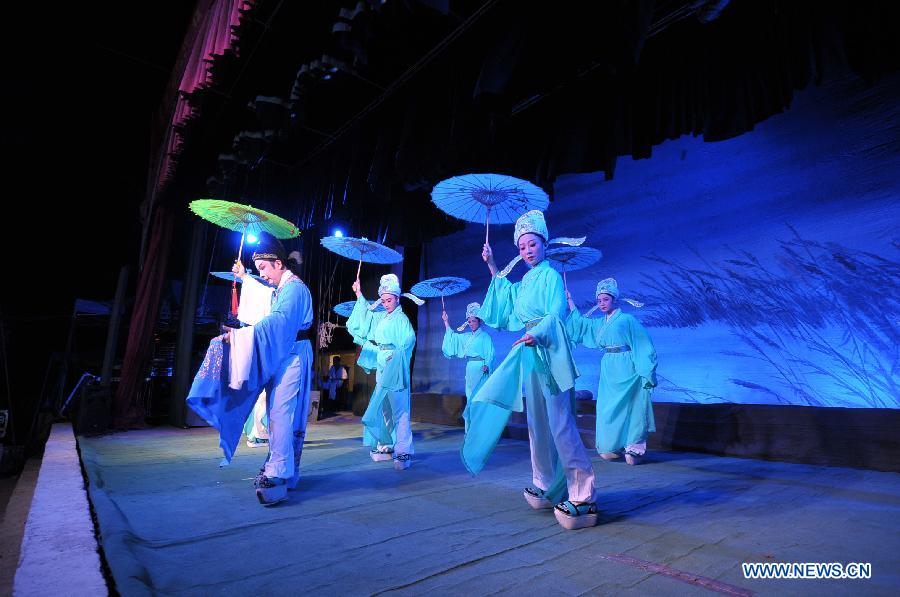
[413,71,900,409]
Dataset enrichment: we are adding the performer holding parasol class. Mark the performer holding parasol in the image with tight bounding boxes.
[186,206,312,506]
[346,273,424,470]
[566,278,657,465]
[440,302,494,431]
[320,234,423,469]
[461,209,599,530]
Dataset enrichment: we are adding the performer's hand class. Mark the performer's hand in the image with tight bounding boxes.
[220,325,235,344]
[512,333,535,347]
[352,278,361,298]
[482,365,489,374]
[232,260,246,280]
[482,243,498,276]
[566,290,576,311]
[441,310,449,329]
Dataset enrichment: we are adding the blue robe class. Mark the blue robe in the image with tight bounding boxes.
[461,260,579,503]
[346,296,416,447]
[187,274,313,463]
[442,327,495,426]
[567,308,657,453]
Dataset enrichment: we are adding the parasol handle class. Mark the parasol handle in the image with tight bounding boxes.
[485,208,490,244]
[236,223,248,264]
[441,292,445,310]
[232,224,249,317]
[563,270,568,292]
[356,258,362,280]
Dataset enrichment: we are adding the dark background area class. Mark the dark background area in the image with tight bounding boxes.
[0,2,196,450]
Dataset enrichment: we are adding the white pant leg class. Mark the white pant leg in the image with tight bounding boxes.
[523,369,558,491]
[389,388,414,455]
[251,391,268,440]
[546,388,596,503]
[263,354,302,479]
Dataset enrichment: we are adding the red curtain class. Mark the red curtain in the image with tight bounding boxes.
[157,0,253,189]
[112,205,174,429]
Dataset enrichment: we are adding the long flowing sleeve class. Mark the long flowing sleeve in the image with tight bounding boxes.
[626,315,658,387]
[237,275,274,325]
[347,294,376,345]
[442,328,464,358]
[516,266,578,394]
[377,311,416,391]
[566,309,601,349]
[526,267,567,348]
[483,333,495,371]
[479,275,523,332]
[348,295,380,373]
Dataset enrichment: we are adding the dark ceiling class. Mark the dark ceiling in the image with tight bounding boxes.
[153,0,900,263]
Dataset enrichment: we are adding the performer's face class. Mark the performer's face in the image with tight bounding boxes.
[597,293,615,314]
[467,316,480,331]
[381,293,399,313]
[518,233,545,268]
[255,259,285,286]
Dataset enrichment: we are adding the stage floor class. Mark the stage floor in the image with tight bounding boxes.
[78,415,900,596]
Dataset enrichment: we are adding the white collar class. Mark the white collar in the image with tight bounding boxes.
[276,270,295,291]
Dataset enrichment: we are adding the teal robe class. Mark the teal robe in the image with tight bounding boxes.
[461,260,579,503]
[441,327,495,426]
[347,296,416,447]
[567,308,658,453]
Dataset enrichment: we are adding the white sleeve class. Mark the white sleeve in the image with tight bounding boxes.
[238,276,275,325]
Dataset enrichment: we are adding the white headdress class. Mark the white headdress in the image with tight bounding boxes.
[378,273,402,297]
[596,277,619,298]
[585,277,645,316]
[497,210,586,278]
[456,302,482,331]
[371,273,425,309]
[513,210,549,245]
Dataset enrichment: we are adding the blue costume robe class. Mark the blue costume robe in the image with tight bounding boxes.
[346,296,416,448]
[461,260,580,503]
[567,308,657,453]
[187,273,313,464]
[441,326,495,426]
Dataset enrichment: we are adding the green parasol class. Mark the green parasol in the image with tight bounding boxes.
[189,199,299,314]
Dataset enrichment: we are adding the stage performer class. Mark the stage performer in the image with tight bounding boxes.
[441,302,495,429]
[187,234,313,506]
[347,273,422,470]
[462,210,599,530]
[566,278,657,465]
